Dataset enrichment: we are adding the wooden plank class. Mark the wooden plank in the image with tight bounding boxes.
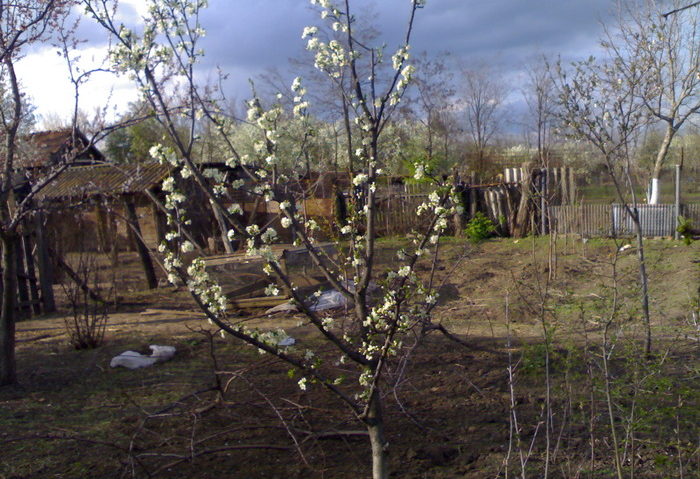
[141,308,205,317]
[203,255,266,267]
[202,243,336,267]
[224,277,269,298]
[302,198,334,216]
[243,200,280,214]
[230,295,290,309]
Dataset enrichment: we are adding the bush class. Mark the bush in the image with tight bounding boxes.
[677,216,695,245]
[465,212,496,243]
[61,254,110,350]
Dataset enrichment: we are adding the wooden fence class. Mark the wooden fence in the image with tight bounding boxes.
[503,166,577,205]
[373,182,521,237]
[0,214,56,318]
[550,203,700,237]
[375,183,432,236]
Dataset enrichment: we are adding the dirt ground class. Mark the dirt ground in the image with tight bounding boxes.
[1,236,699,478]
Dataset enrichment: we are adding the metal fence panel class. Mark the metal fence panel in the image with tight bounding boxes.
[550,203,700,237]
[612,204,676,237]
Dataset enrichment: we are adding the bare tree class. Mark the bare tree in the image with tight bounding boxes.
[460,62,508,172]
[602,0,700,203]
[522,55,556,166]
[553,56,654,355]
[0,0,75,386]
[402,52,461,173]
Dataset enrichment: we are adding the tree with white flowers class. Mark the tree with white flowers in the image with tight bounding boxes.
[83,0,465,477]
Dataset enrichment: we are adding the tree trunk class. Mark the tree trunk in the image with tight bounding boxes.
[15,236,30,319]
[35,212,56,313]
[452,169,464,236]
[0,234,17,386]
[124,198,158,289]
[95,201,110,254]
[649,124,674,205]
[211,200,234,254]
[366,391,389,479]
[631,208,652,355]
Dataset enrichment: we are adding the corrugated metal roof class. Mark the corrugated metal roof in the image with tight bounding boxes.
[37,162,173,200]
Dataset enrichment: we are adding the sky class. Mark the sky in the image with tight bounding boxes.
[15,0,617,128]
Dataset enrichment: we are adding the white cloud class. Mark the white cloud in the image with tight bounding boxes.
[16,45,139,127]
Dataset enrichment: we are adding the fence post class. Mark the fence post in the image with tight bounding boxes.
[610,204,616,238]
[674,164,681,240]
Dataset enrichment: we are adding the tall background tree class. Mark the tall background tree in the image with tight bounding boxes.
[398,52,460,175]
[602,0,700,203]
[460,62,508,174]
[522,55,556,166]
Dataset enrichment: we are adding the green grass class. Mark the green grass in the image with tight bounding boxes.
[579,181,700,204]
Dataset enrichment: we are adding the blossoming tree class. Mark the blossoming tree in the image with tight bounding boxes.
[84,0,464,476]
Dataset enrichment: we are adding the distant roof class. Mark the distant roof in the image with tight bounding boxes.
[17,129,105,169]
[36,162,172,200]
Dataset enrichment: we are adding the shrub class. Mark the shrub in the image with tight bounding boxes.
[465,212,496,243]
[677,216,694,245]
[61,254,110,350]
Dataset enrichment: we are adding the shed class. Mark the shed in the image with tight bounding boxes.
[20,128,105,170]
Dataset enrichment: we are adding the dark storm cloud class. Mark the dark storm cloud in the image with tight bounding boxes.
[190,0,615,101]
[198,2,313,70]
[26,2,143,56]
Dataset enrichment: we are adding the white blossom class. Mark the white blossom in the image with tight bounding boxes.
[352,173,369,186]
[302,26,318,39]
[261,228,278,244]
[298,377,308,391]
[162,177,175,192]
[413,163,425,180]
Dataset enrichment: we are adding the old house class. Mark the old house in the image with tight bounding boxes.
[21,129,105,170]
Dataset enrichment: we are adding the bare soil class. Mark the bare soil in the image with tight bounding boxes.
[1,237,699,478]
